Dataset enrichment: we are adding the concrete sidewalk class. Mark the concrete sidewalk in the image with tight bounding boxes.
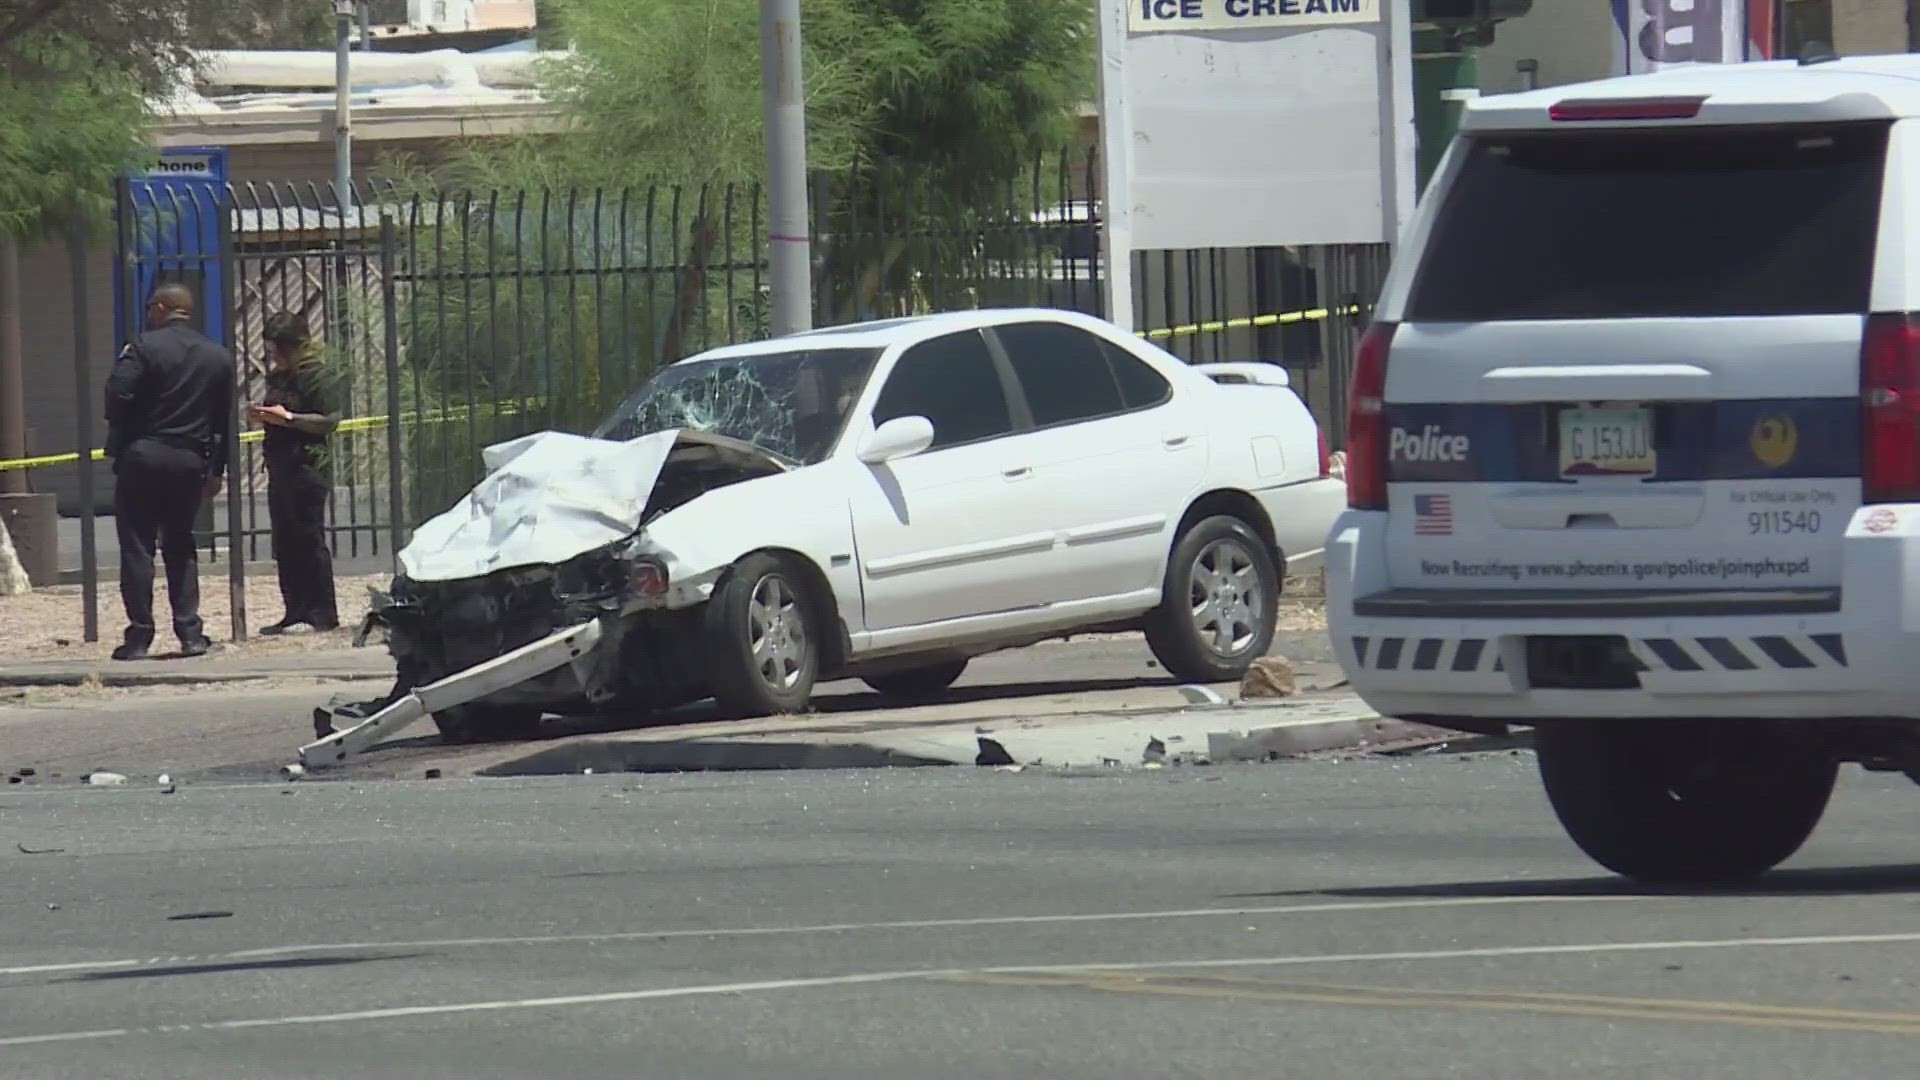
[0,645,393,686]
[464,690,1440,778]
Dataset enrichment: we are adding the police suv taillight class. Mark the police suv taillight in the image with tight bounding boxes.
[1862,313,1920,504]
[1345,323,1395,510]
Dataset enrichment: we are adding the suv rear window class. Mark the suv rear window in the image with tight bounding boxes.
[1408,122,1889,322]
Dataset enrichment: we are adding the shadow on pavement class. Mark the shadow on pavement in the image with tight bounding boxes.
[55,953,429,984]
[1223,863,1920,901]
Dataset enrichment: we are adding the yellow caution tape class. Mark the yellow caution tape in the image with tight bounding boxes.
[0,397,546,473]
[0,303,1367,472]
[1135,303,1365,342]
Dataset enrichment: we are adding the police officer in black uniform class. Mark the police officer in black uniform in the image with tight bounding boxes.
[251,312,340,634]
[104,283,235,661]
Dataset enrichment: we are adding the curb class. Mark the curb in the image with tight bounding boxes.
[1207,715,1454,761]
[469,697,1416,778]
[0,668,389,688]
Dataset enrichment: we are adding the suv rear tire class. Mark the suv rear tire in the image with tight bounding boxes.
[1144,515,1280,684]
[1535,723,1836,886]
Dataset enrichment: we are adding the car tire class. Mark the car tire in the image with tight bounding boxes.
[1143,514,1280,684]
[432,702,546,744]
[704,552,821,718]
[1535,723,1836,886]
[862,659,969,697]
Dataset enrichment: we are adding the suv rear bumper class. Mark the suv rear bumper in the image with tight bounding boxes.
[1325,507,1920,722]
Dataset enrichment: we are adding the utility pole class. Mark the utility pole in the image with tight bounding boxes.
[334,0,355,209]
[358,0,372,51]
[759,0,812,336]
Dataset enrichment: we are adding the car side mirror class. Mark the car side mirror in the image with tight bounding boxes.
[857,416,935,464]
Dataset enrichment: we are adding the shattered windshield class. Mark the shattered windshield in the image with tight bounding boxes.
[593,347,883,466]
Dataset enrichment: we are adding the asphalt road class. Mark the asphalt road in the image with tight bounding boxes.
[8,759,1920,1077]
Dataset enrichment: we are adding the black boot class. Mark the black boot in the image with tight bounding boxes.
[110,638,151,662]
[259,616,305,637]
[177,634,213,658]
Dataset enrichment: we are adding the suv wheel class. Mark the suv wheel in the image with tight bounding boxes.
[1144,515,1279,683]
[705,553,820,718]
[1536,723,1836,886]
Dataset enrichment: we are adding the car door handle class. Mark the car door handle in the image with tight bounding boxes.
[1163,435,1191,448]
[1003,466,1033,480]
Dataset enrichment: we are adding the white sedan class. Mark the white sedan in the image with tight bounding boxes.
[320,308,1343,748]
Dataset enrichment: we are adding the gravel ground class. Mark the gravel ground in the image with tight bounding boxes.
[0,571,390,661]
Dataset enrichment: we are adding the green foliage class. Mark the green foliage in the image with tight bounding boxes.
[370,0,1093,498]
[0,0,333,98]
[455,0,872,191]
[0,0,336,239]
[0,36,148,239]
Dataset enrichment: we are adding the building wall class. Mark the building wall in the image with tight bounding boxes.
[1474,0,1618,92]
[1471,0,1917,96]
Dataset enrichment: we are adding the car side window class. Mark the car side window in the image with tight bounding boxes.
[871,330,1014,449]
[993,321,1127,427]
[1102,341,1173,410]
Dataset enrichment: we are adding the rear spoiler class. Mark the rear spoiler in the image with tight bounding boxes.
[1192,362,1290,388]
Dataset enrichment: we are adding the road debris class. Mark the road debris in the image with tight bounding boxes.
[1240,655,1297,699]
[975,737,1015,767]
[16,843,64,855]
[167,910,234,921]
[1176,684,1227,706]
[1143,737,1168,764]
[423,768,443,780]
[158,773,177,795]
[84,771,128,787]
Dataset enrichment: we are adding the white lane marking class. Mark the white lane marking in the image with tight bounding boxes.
[0,894,1630,979]
[7,927,1920,1049]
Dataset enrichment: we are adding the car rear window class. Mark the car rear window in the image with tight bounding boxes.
[1407,121,1889,322]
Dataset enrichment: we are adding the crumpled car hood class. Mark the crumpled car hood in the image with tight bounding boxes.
[397,428,785,582]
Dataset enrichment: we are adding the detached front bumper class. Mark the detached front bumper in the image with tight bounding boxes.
[1324,508,1920,725]
[297,617,608,771]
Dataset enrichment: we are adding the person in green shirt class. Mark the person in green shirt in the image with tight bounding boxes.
[249,312,340,634]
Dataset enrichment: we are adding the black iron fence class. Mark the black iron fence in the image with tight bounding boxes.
[93,149,1388,590]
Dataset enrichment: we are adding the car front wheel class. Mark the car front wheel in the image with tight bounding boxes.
[1536,723,1836,886]
[1144,514,1279,683]
[704,553,821,718]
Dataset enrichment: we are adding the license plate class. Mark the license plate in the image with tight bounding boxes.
[1559,407,1654,479]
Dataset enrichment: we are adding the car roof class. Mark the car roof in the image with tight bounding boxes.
[671,308,1124,365]
[1465,55,1920,134]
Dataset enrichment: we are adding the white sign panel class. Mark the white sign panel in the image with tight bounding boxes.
[1130,0,1379,33]
[1095,0,1416,330]
[1611,0,1754,74]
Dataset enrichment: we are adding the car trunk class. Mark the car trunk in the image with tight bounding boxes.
[1379,119,1889,600]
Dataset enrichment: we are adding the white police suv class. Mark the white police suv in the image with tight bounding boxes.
[1326,55,1920,885]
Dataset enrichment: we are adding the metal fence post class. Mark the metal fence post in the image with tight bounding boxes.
[380,211,404,573]
[219,186,246,643]
[69,208,98,643]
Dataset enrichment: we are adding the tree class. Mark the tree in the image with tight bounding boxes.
[0,1,333,97]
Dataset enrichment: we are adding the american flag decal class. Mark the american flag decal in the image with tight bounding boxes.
[1413,493,1453,536]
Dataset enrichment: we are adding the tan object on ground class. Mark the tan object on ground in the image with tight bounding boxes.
[0,515,30,596]
[1240,654,1297,699]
